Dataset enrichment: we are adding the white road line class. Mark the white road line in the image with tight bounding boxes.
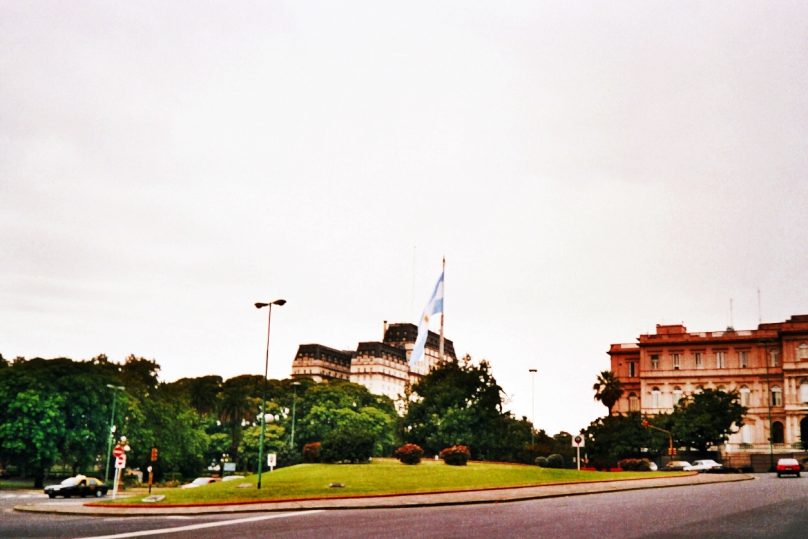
[77,510,323,538]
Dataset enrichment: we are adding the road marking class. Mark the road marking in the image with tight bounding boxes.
[77,510,323,538]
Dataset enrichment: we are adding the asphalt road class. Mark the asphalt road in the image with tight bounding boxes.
[3,474,806,538]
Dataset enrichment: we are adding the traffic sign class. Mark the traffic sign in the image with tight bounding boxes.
[115,456,126,469]
[571,435,585,448]
[113,445,125,459]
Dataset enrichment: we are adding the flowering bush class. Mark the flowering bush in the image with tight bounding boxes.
[394,443,424,465]
[302,442,321,463]
[439,445,470,466]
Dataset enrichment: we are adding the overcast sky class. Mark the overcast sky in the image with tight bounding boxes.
[2,1,807,435]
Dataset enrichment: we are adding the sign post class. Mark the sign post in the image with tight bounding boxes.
[572,435,585,471]
[111,443,127,499]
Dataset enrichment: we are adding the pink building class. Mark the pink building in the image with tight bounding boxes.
[609,315,808,464]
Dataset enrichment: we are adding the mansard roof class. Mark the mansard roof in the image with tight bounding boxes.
[294,344,353,367]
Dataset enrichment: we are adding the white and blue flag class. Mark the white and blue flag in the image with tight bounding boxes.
[411,270,444,363]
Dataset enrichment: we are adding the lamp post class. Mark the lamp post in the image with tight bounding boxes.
[529,369,538,446]
[104,384,125,484]
[290,381,301,449]
[255,298,286,489]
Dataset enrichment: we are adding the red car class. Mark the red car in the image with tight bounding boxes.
[775,458,801,478]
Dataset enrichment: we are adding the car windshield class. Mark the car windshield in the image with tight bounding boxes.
[60,478,79,486]
[779,459,798,465]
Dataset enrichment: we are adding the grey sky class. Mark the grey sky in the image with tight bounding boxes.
[2,1,807,435]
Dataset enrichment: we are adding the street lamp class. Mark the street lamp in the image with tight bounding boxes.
[255,298,286,489]
[290,381,301,448]
[104,384,125,484]
[529,369,538,446]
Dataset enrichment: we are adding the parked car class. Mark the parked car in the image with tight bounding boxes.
[180,477,219,488]
[688,459,723,472]
[775,458,801,478]
[662,460,693,471]
[44,475,108,498]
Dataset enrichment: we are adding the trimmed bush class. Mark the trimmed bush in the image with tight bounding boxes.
[534,456,548,467]
[617,458,653,471]
[440,445,471,466]
[546,453,564,468]
[302,442,321,463]
[394,443,424,465]
[321,428,375,463]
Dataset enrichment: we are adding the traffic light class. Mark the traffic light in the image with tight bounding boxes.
[150,447,158,462]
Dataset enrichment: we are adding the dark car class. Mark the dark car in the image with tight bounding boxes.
[775,458,801,478]
[44,475,109,498]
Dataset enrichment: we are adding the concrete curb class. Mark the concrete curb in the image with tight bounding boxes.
[13,473,754,517]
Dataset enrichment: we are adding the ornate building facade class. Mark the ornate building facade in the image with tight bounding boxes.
[608,315,808,463]
[290,322,457,403]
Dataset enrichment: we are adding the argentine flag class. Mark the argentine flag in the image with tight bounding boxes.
[411,270,444,364]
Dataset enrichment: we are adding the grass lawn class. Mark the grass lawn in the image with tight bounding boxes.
[104,459,680,505]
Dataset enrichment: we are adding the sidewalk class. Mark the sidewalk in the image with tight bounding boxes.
[14,473,753,517]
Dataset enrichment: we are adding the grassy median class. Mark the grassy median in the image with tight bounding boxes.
[101,459,679,505]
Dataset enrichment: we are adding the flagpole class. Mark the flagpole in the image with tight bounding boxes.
[439,256,445,363]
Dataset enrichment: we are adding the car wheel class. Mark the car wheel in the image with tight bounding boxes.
[95,490,103,497]
[777,473,782,478]
[64,493,71,498]
[48,493,55,499]
[797,472,801,478]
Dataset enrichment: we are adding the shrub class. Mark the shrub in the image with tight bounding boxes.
[321,428,375,463]
[440,445,471,466]
[534,456,548,467]
[394,443,424,465]
[617,458,652,471]
[546,453,564,468]
[302,442,321,463]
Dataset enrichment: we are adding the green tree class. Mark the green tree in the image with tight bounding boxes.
[0,390,66,487]
[585,412,662,468]
[669,388,746,454]
[593,370,623,415]
[402,355,527,460]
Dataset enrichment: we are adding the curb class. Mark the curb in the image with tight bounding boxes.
[13,473,754,517]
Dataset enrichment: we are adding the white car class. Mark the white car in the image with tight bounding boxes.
[687,459,723,472]
[180,477,218,488]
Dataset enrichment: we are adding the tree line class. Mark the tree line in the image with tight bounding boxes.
[0,353,575,486]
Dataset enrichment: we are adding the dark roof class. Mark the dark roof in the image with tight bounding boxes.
[383,323,457,359]
[294,344,353,367]
[356,342,407,363]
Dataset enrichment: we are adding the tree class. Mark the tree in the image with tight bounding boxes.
[584,412,671,468]
[669,388,746,454]
[593,370,623,415]
[401,355,528,460]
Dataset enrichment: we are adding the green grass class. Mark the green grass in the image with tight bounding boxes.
[104,459,680,505]
[0,478,36,490]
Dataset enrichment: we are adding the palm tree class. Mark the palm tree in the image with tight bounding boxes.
[593,370,623,415]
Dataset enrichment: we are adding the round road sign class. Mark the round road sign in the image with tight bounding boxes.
[113,445,125,458]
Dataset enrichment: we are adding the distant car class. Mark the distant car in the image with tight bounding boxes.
[180,477,219,488]
[44,475,108,498]
[663,460,693,471]
[688,459,723,472]
[775,458,801,478]
[221,475,245,482]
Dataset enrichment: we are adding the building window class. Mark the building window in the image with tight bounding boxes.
[739,351,749,368]
[716,351,725,369]
[673,387,683,406]
[799,381,808,403]
[770,386,782,407]
[694,352,702,368]
[628,393,639,412]
[741,425,752,444]
[771,421,785,444]
[770,350,780,367]
[628,362,636,378]
[798,343,808,361]
[651,354,659,369]
[672,353,680,370]
[652,387,661,408]
[739,386,751,407]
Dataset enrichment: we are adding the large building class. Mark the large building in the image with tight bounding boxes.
[290,322,457,403]
[608,315,808,466]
